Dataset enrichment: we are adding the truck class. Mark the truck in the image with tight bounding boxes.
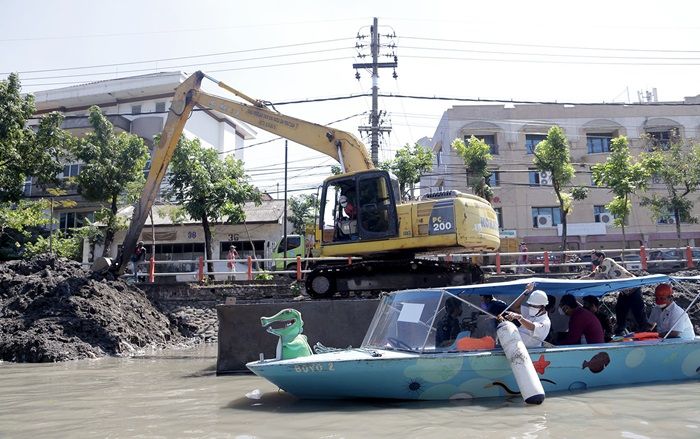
[270,234,308,274]
[112,71,500,298]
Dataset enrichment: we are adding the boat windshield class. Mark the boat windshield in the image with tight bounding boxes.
[362,289,491,353]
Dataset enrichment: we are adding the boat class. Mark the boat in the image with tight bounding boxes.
[246,274,700,402]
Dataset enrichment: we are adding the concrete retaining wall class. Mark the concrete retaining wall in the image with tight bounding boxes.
[216,300,379,374]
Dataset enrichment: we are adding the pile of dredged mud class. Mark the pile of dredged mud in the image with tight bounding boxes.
[0,255,180,362]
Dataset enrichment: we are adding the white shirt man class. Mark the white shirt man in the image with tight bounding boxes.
[649,284,696,340]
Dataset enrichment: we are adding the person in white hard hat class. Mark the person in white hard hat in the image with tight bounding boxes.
[503,282,552,347]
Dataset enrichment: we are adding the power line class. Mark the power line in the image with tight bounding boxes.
[17,46,354,81]
[400,35,700,54]
[2,38,355,76]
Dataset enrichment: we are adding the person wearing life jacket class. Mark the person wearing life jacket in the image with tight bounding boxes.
[503,283,552,347]
[648,284,696,340]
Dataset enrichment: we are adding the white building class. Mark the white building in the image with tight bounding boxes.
[26,72,294,267]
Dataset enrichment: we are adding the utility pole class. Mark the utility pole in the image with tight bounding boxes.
[353,17,397,166]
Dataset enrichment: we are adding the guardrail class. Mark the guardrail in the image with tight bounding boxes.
[120,245,698,283]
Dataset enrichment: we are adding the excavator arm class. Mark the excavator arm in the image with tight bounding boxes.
[116,71,373,273]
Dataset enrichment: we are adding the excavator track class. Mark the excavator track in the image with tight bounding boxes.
[304,259,483,299]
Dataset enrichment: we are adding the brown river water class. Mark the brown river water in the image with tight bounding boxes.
[1,344,699,439]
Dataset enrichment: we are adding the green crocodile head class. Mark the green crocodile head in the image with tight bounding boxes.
[260,308,304,343]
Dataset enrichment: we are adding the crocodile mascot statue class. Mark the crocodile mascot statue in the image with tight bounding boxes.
[260,308,313,360]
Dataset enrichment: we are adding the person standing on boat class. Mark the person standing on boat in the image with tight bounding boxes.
[558,294,605,345]
[586,250,649,335]
[503,283,551,347]
[648,284,696,340]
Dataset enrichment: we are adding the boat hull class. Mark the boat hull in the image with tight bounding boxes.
[247,339,700,400]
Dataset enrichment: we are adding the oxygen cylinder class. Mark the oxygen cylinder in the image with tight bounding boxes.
[496,321,545,404]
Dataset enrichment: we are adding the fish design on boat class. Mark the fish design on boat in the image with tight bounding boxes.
[582,352,610,373]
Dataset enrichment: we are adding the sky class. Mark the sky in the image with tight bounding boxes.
[3,0,700,197]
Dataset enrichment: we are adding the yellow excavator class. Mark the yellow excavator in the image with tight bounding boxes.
[114,71,500,298]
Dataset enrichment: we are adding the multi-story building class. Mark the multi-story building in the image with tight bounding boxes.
[422,98,700,253]
[24,72,290,266]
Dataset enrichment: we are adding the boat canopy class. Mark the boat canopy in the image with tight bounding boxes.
[441,274,700,298]
[360,274,700,353]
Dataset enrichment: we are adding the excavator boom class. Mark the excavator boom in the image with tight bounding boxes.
[116,71,372,272]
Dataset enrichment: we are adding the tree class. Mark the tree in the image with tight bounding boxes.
[640,133,700,247]
[0,73,36,202]
[288,194,318,234]
[452,136,493,201]
[165,135,261,275]
[379,143,433,200]
[532,126,582,251]
[74,105,149,257]
[592,136,651,251]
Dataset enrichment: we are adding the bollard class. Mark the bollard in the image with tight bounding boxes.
[197,256,204,283]
[247,256,253,281]
[543,251,550,273]
[686,246,695,269]
[149,256,155,283]
[446,254,453,263]
[640,245,648,271]
[496,252,501,274]
[296,256,302,281]
[347,256,353,265]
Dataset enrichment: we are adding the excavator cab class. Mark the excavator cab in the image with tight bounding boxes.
[320,170,399,244]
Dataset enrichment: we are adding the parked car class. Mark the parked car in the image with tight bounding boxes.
[647,249,698,271]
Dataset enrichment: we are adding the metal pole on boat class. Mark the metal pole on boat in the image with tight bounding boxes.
[447,291,555,348]
[660,280,700,341]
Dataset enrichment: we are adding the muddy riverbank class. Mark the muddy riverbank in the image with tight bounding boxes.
[1,255,699,363]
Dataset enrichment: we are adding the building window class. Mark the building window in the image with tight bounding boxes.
[487,171,500,187]
[525,134,547,154]
[155,102,166,113]
[436,149,442,167]
[58,211,94,231]
[131,104,142,115]
[61,163,82,180]
[646,130,673,151]
[531,207,561,228]
[587,133,613,153]
[23,176,32,196]
[465,134,499,155]
[494,207,503,229]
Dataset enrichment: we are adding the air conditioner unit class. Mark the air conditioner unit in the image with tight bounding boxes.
[536,214,553,228]
[539,171,552,186]
[667,217,676,224]
[599,213,613,225]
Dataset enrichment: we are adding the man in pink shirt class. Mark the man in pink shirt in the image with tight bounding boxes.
[558,294,605,344]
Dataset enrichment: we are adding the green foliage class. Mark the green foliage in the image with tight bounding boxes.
[165,136,262,273]
[532,126,577,249]
[591,136,650,244]
[255,271,274,281]
[330,164,342,175]
[290,281,303,295]
[24,230,81,260]
[379,143,433,199]
[0,199,51,244]
[0,73,35,202]
[452,136,493,201]
[0,74,75,202]
[288,194,318,234]
[640,138,700,243]
[165,136,262,224]
[74,106,149,256]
